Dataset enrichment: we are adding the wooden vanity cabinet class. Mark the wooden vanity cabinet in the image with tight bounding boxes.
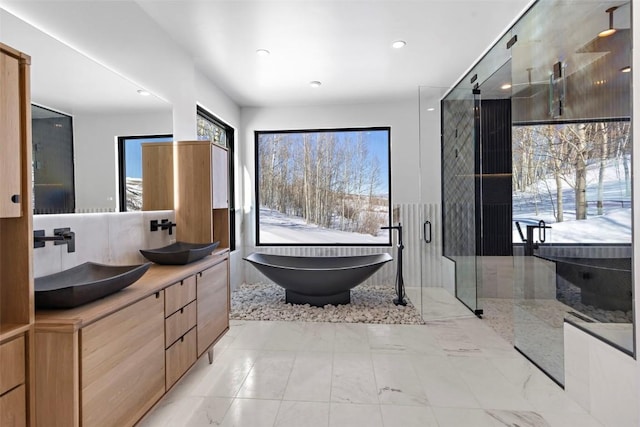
[196,260,229,357]
[0,335,27,426]
[81,293,165,427]
[0,42,34,427]
[35,256,229,426]
[164,277,197,389]
[0,43,27,218]
[1,385,26,426]
[175,141,230,249]
[35,293,165,427]
[141,140,231,251]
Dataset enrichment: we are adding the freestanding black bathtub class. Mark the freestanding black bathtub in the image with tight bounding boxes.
[244,252,393,306]
[538,255,632,311]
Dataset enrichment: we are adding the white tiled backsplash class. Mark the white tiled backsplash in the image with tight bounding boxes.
[33,211,175,277]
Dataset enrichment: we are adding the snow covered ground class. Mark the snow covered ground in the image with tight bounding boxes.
[259,208,389,244]
[513,208,631,243]
[513,161,631,243]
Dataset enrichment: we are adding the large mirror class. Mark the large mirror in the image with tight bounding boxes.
[0,8,173,213]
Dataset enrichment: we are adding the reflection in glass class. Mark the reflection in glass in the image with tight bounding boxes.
[441,0,633,387]
[118,135,172,212]
[32,105,75,214]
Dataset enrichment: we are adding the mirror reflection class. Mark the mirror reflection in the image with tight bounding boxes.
[0,8,173,213]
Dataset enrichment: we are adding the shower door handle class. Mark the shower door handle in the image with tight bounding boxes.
[423,220,432,244]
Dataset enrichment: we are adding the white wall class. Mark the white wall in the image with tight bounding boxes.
[241,98,420,235]
[73,110,172,212]
[238,99,442,287]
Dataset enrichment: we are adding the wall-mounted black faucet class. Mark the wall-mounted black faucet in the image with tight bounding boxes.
[150,219,177,235]
[34,228,75,253]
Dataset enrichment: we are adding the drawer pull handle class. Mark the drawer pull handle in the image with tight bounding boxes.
[180,308,184,314]
[180,336,184,343]
[155,292,160,299]
[11,194,20,203]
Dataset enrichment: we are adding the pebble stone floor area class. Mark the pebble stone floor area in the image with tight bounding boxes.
[139,289,604,427]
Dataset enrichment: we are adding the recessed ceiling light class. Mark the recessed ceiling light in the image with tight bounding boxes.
[621,66,631,73]
[427,107,435,112]
[137,89,150,96]
[392,40,407,49]
[256,49,270,56]
[310,81,322,88]
[501,83,512,90]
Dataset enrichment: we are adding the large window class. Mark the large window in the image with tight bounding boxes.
[197,106,236,251]
[255,127,391,246]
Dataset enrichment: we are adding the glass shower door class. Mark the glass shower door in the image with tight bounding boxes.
[441,86,481,314]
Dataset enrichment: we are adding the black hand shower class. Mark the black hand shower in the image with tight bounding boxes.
[381,223,407,306]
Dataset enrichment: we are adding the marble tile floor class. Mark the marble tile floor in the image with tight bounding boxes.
[139,293,604,427]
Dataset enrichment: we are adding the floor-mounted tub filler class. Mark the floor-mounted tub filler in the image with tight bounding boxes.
[244,252,393,306]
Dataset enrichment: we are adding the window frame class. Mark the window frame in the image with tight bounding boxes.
[196,106,236,251]
[254,126,392,247]
[117,134,172,212]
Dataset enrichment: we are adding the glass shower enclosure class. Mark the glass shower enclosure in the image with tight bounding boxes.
[439,0,633,386]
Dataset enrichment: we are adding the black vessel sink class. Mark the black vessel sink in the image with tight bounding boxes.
[140,241,220,265]
[35,262,151,309]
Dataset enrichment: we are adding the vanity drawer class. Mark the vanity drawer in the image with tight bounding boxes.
[0,335,25,395]
[165,300,197,348]
[165,275,196,315]
[0,384,26,426]
[165,328,197,389]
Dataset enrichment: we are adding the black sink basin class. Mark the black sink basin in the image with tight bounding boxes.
[35,262,151,309]
[140,241,220,265]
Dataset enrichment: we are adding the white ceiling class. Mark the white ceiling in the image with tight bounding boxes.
[0,0,533,109]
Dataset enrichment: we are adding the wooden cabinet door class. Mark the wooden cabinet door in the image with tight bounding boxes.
[141,142,174,211]
[211,144,228,209]
[164,275,196,316]
[165,328,196,389]
[0,335,25,395]
[0,50,22,218]
[81,293,165,427]
[196,260,229,356]
[0,384,26,427]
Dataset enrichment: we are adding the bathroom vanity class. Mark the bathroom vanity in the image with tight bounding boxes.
[0,42,34,426]
[34,252,229,427]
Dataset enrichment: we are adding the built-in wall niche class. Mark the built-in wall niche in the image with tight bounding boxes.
[0,8,172,214]
[32,105,75,214]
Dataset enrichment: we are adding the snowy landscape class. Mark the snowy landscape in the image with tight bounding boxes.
[258,207,389,244]
[256,129,390,245]
[512,159,631,243]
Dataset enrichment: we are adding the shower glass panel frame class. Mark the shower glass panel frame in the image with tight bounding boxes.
[441,85,482,315]
[439,0,634,389]
[510,0,634,386]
